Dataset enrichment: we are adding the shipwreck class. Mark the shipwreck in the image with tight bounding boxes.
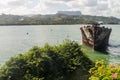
[80,24,112,51]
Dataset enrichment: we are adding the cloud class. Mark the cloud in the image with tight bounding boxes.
[97,2,108,11]
[66,0,110,16]
[107,0,120,17]
[25,0,40,8]
[0,0,119,18]
[81,0,98,7]
[100,0,108,1]
[8,0,26,7]
[44,1,70,14]
[53,0,73,2]
[7,0,40,8]
[0,0,42,15]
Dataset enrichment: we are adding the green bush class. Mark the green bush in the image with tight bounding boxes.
[0,40,93,80]
[89,60,120,80]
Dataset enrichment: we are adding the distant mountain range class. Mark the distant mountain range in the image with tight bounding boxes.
[0,11,120,25]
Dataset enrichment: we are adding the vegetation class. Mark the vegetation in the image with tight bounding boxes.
[89,60,120,80]
[0,14,120,25]
[0,40,93,80]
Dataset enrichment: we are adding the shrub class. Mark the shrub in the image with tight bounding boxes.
[0,40,93,80]
[89,60,120,80]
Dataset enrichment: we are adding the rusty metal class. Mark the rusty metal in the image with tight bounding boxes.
[80,24,112,51]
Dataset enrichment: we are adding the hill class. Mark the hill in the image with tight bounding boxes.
[0,13,119,25]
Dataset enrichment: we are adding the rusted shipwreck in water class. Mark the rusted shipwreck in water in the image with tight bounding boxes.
[80,24,112,51]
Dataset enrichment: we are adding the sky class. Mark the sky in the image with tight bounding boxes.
[0,0,120,18]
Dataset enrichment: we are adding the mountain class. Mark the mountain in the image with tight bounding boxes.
[57,11,82,16]
[0,13,119,25]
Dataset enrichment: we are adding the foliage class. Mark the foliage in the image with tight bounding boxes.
[89,60,120,80]
[0,14,119,25]
[0,40,93,80]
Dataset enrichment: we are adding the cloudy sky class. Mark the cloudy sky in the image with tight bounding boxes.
[0,0,120,18]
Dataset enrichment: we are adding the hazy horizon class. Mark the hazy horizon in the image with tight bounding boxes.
[0,0,120,18]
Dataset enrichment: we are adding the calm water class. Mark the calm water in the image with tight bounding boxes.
[0,25,120,65]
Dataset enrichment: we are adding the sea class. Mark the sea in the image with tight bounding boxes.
[0,25,120,65]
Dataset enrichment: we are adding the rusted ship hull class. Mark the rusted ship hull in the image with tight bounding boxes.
[80,25,112,51]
